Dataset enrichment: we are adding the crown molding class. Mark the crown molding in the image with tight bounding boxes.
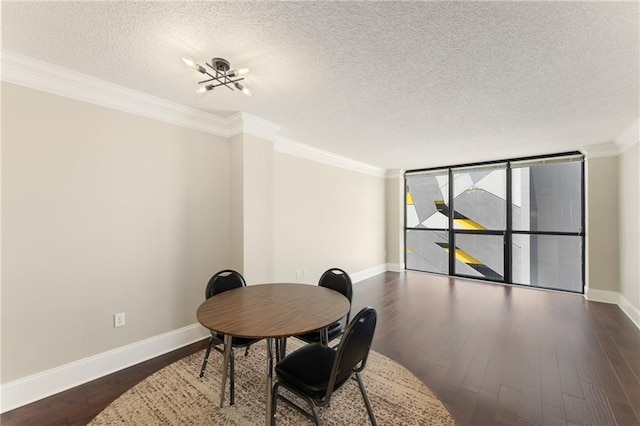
[385,169,404,179]
[615,118,639,152]
[1,50,387,176]
[227,112,282,140]
[580,119,639,159]
[1,49,231,137]
[274,136,386,177]
[580,142,620,159]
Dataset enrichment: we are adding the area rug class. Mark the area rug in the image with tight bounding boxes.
[89,339,454,425]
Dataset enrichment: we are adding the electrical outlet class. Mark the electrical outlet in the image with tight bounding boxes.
[303,270,308,278]
[296,270,302,279]
[114,312,126,328]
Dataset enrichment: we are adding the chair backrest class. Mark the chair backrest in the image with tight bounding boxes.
[205,269,246,299]
[325,307,377,401]
[318,268,353,322]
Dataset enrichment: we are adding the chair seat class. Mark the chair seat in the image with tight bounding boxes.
[275,343,338,399]
[295,321,344,344]
[211,331,257,348]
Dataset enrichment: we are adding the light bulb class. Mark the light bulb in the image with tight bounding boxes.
[233,82,251,96]
[181,56,195,68]
[227,68,248,78]
[196,84,214,95]
[182,56,207,74]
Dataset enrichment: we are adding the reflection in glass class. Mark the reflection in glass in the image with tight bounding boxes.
[406,172,449,229]
[512,234,582,292]
[512,162,582,233]
[453,233,504,280]
[406,230,449,274]
[452,167,506,230]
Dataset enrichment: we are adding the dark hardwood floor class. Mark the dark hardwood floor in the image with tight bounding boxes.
[2,271,639,425]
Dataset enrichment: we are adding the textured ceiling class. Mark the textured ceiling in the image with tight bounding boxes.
[2,1,638,170]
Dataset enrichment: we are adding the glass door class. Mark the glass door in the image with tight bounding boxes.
[510,157,583,292]
[405,169,450,274]
[404,152,585,293]
[450,164,506,281]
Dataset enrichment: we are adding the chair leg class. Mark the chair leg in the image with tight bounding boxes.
[275,338,287,362]
[308,400,322,426]
[272,382,322,426]
[199,337,214,378]
[355,372,377,426]
[320,328,329,346]
[270,382,279,426]
[295,393,323,426]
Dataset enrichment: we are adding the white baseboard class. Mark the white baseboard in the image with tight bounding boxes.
[385,263,404,273]
[585,288,640,330]
[0,324,210,413]
[350,264,388,283]
[585,288,620,304]
[619,294,640,330]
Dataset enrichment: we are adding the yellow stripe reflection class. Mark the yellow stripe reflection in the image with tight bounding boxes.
[455,219,486,230]
[406,192,414,205]
[454,248,482,265]
[439,246,482,265]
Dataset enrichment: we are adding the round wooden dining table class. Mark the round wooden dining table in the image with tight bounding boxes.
[196,283,350,425]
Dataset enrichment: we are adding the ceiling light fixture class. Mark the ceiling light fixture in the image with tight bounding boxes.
[182,56,251,97]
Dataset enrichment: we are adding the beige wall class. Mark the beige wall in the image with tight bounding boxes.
[1,83,231,382]
[619,142,640,311]
[228,133,275,284]
[241,134,274,284]
[586,156,620,292]
[586,146,639,318]
[273,153,386,284]
[385,174,404,267]
[229,134,244,273]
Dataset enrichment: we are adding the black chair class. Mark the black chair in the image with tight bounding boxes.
[271,307,378,425]
[295,268,353,345]
[198,269,259,405]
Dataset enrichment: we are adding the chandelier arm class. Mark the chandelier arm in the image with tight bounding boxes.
[213,69,235,91]
[221,80,235,91]
[197,76,245,86]
[224,75,237,89]
[196,68,218,80]
[200,80,244,90]
[210,81,230,89]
